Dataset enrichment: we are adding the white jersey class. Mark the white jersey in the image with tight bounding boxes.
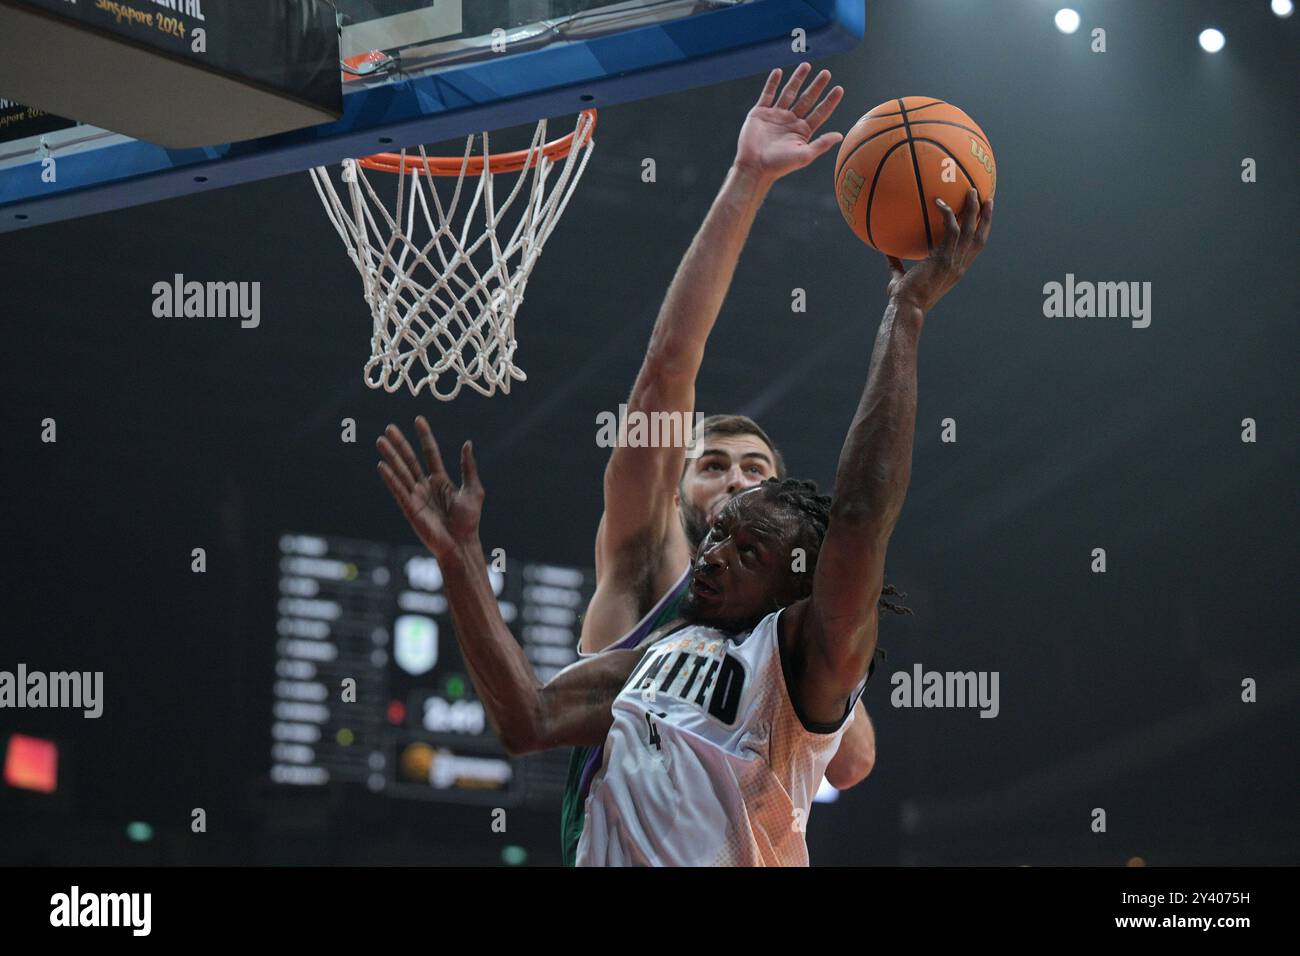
[575,607,868,867]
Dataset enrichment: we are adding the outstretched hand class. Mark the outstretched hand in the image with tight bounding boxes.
[376,417,484,561]
[886,187,994,314]
[734,62,845,185]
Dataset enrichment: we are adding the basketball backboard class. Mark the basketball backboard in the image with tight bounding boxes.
[0,0,864,232]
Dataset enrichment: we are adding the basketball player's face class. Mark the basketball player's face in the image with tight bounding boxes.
[680,491,805,633]
[676,435,778,550]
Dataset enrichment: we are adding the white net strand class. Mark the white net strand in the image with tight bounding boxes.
[309,112,596,399]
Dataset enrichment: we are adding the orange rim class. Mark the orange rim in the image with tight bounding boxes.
[342,51,392,83]
[357,110,597,177]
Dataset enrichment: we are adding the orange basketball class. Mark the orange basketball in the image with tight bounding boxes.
[834,97,996,260]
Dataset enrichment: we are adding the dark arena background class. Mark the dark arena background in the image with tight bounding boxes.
[0,0,1296,896]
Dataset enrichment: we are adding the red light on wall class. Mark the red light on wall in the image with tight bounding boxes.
[4,734,59,794]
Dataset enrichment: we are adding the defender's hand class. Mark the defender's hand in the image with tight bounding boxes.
[886,188,994,314]
[734,62,844,186]
[376,417,484,562]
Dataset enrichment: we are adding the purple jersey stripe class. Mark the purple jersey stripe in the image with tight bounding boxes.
[576,569,692,801]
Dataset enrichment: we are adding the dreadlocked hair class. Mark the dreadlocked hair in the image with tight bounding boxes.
[758,477,913,617]
[878,583,912,617]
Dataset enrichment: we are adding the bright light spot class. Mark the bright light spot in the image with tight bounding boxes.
[813,777,840,804]
[501,845,528,866]
[1271,0,1293,19]
[1055,8,1080,34]
[126,822,154,843]
[1198,28,1226,53]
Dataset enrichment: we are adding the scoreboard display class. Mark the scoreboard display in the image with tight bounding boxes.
[271,533,592,806]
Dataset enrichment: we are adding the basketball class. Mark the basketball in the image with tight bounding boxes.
[834,97,996,260]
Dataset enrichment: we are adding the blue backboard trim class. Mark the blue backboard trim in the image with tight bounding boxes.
[0,0,863,232]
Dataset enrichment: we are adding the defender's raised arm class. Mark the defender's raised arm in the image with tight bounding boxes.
[582,64,845,653]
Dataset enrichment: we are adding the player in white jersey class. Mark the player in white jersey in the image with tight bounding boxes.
[576,481,887,865]
[377,161,993,868]
[558,413,895,863]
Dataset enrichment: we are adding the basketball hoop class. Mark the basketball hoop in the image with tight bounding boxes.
[310,109,597,399]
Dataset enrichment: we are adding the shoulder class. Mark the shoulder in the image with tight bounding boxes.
[578,566,691,658]
[774,597,812,660]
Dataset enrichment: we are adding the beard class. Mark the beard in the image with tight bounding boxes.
[679,498,712,551]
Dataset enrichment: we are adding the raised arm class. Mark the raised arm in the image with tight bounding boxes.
[582,63,845,652]
[825,700,876,788]
[787,189,994,725]
[377,418,646,754]
[441,541,646,753]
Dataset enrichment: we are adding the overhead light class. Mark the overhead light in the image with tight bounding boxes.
[1271,1,1293,19]
[1198,28,1226,53]
[1055,8,1081,34]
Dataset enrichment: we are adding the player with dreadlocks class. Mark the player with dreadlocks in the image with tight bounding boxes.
[751,477,913,619]
[375,185,993,865]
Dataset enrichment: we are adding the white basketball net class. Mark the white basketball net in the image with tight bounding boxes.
[309,112,596,399]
